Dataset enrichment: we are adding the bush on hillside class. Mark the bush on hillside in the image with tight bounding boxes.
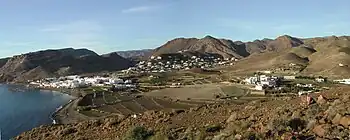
[124,126,154,140]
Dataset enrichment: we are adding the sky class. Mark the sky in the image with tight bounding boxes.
[0,0,349,57]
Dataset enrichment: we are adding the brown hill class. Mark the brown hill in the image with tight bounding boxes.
[224,35,350,78]
[152,36,251,59]
[273,52,308,65]
[0,58,9,67]
[290,45,316,58]
[151,35,305,60]
[15,86,350,140]
[266,35,304,51]
[0,48,132,82]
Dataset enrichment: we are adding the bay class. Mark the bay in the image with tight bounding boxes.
[0,84,73,140]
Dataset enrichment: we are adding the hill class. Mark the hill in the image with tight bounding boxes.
[221,35,350,78]
[152,36,253,59]
[116,49,153,59]
[0,58,10,67]
[15,86,350,139]
[151,35,304,60]
[0,48,132,82]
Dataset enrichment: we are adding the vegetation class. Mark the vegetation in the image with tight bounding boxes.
[124,126,154,140]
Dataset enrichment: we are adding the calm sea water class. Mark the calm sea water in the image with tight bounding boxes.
[0,84,73,140]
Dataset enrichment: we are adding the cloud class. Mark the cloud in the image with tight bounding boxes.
[121,6,158,13]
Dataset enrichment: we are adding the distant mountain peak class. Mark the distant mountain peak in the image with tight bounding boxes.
[203,35,216,39]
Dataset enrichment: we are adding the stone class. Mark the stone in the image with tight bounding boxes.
[319,118,326,124]
[306,119,317,130]
[244,105,256,110]
[339,116,350,127]
[292,111,301,118]
[332,114,342,124]
[313,125,326,137]
[317,95,327,104]
[234,134,242,140]
[172,109,185,114]
[60,128,77,136]
[212,132,229,140]
[325,106,337,120]
[226,112,238,123]
[342,95,350,102]
[331,99,341,106]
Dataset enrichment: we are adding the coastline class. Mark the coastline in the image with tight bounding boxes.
[3,83,87,125]
[49,88,94,124]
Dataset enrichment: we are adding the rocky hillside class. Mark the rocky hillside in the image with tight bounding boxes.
[0,48,132,82]
[0,57,10,67]
[152,36,252,59]
[151,35,308,59]
[224,35,350,78]
[15,85,350,139]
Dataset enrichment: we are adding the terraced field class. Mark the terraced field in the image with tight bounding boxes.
[78,92,200,116]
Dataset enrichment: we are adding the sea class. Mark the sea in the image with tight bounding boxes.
[0,84,74,140]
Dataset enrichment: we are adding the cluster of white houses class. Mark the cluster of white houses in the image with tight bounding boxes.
[334,79,350,85]
[244,75,279,90]
[29,75,136,89]
[123,55,238,74]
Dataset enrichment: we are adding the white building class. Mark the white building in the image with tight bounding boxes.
[315,78,325,83]
[255,85,264,90]
[334,79,350,85]
[284,76,296,80]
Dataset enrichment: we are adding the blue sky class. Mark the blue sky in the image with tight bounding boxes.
[0,0,349,57]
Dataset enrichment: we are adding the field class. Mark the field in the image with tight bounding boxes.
[144,84,225,100]
[77,92,197,117]
[220,85,248,97]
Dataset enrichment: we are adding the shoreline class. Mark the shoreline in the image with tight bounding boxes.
[2,83,86,125]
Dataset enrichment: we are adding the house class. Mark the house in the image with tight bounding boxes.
[334,79,350,85]
[244,77,258,85]
[315,78,325,83]
[255,85,264,90]
[260,71,272,74]
[283,76,296,80]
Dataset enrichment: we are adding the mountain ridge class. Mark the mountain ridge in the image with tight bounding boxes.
[0,48,131,82]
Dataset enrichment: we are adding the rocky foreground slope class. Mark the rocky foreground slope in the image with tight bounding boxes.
[16,85,350,140]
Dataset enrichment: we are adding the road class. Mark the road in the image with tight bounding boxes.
[54,97,91,124]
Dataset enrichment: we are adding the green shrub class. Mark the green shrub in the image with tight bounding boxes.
[124,126,154,140]
[205,124,221,132]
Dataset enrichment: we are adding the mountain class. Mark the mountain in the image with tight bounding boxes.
[116,49,153,59]
[152,36,252,59]
[266,35,304,51]
[0,48,132,82]
[0,58,10,68]
[224,35,350,78]
[151,35,307,60]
